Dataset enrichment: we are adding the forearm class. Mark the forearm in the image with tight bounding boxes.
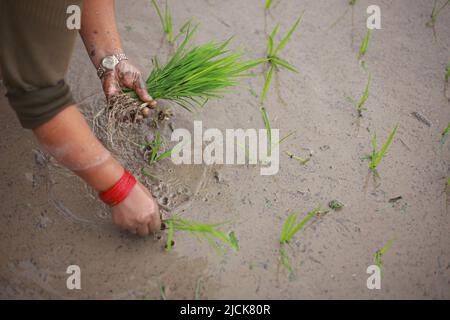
[33,105,124,192]
[79,0,122,68]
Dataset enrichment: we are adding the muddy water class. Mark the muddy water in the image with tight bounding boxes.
[1,0,450,299]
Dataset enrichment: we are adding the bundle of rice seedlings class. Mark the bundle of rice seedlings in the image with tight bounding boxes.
[125,24,267,112]
[163,216,239,255]
[100,24,265,141]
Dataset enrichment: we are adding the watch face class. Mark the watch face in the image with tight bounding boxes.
[102,56,119,70]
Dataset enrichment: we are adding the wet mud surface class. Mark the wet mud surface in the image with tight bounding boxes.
[1,0,450,299]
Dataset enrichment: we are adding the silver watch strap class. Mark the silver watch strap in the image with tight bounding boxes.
[115,53,128,62]
[97,53,128,79]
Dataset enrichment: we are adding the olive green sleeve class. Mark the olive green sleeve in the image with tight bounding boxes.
[0,0,83,129]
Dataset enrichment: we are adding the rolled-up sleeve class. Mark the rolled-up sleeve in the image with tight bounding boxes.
[0,0,83,129]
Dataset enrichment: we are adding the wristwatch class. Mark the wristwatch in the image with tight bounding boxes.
[97,53,128,79]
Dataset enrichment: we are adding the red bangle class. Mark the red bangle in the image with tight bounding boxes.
[99,170,137,206]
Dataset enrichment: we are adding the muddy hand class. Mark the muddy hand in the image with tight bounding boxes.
[102,60,157,116]
[111,181,161,236]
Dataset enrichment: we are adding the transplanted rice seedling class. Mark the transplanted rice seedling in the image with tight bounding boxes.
[237,130,295,166]
[141,130,183,165]
[261,106,272,155]
[441,123,450,145]
[328,0,358,29]
[358,28,372,60]
[285,151,311,165]
[159,284,167,300]
[163,216,239,255]
[364,125,398,176]
[348,74,371,117]
[125,24,266,112]
[262,16,302,103]
[151,0,193,45]
[279,207,321,277]
[445,62,450,82]
[236,105,288,163]
[373,239,394,277]
[280,207,321,244]
[265,0,273,10]
[151,0,173,43]
[426,0,450,27]
[194,278,202,300]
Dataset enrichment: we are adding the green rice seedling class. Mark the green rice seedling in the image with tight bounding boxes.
[348,74,371,117]
[152,0,192,45]
[365,125,398,176]
[194,278,202,300]
[141,167,160,182]
[159,283,167,300]
[149,130,162,163]
[163,216,239,255]
[265,0,273,10]
[262,16,302,103]
[445,62,450,82]
[279,207,321,276]
[236,107,292,165]
[235,130,294,165]
[328,0,358,29]
[142,130,181,164]
[280,207,321,244]
[279,247,293,276]
[285,151,310,165]
[426,0,450,27]
[261,106,272,155]
[358,28,372,60]
[440,123,450,145]
[373,239,394,277]
[262,65,275,103]
[126,25,266,111]
[151,0,173,43]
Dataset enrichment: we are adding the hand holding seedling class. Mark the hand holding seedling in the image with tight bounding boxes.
[76,1,162,236]
[102,60,157,113]
[111,181,161,236]
[79,0,156,118]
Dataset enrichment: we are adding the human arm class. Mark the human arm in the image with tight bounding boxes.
[79,0,156,108]
[33,105,161,235]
